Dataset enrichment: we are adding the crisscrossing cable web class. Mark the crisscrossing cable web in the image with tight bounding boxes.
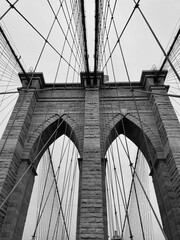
[0,24,22,137]
[105,136,166,240]
[1,0,87,84]
[23,136,80,240]
[1,0,180,240]
[0,0,89,137]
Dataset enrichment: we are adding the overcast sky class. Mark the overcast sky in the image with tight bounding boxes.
[1,0,180,82]
[1,1,180,239]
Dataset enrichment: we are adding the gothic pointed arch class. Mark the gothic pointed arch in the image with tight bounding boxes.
[105,115,163,170]
[23,115,80,169]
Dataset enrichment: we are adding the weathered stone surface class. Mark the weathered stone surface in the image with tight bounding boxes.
[0,71,180,239]
[76,88,107,240]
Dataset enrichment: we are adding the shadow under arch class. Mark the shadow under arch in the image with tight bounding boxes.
[106,116,157,168]
[0,115,81,240]
[22,134,80,240]
[20,117,80,239]
[105,117,180,240]
[105,117,165,239]
[27,115,80,169]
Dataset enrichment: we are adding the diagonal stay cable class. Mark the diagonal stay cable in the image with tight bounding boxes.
[132,166,168,240]
[113,11,172,236]
[132,0,180,82]
[46,0,82,70]
[102,1,140,71]
[66,153,78,235]
[46,148,70,240]
[101,79,167,237]
[99,0,118,71]
[0,0,19,20]
[106,149,122,234]
[51,1,84,85]
[160,27,180,72]
[0,26,28,82]
[62,0,84,67]
[69,0,86,71]
[0,90,84,210]
[0,1,81,227]
[100,94,134,236]
[45,138,73,240]
[31,124,76,239]
[31,104,82,237]
[106,164,116,235]
[25,3,66,89]
[107,0,180,106]
[5,0,78,74]
[0,105,16,127]
[61,144,77,234]
[120,148,139,239]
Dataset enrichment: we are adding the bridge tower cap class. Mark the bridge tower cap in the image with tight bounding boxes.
[80,71,104,87]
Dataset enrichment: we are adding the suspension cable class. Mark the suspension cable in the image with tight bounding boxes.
[102,0,140,71]
[132,0,180,82]
[0,0,19,20]
[79,0,89,72]
[5,0,78,74]
[0,26,28,81]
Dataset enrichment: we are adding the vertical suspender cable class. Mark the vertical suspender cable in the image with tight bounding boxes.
[79,0,89,73]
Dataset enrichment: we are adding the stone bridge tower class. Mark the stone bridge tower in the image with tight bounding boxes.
[0,70,180,240]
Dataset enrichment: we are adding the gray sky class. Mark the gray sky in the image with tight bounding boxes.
[1,0,180,239]
[1,0,180,82]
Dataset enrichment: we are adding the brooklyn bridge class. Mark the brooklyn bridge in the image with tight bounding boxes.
[0,1,180,240]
